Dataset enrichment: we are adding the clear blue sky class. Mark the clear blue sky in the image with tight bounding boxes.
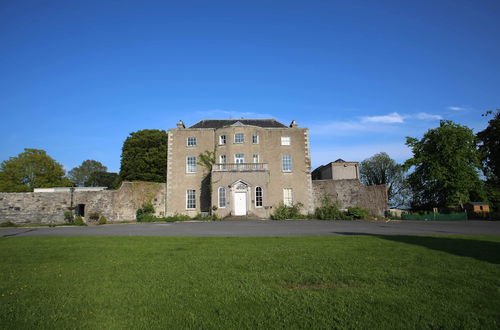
[1,0,499,173]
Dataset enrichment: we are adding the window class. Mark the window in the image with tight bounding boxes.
[235,154,245,164]
[219,154,226,164]
[234,133,244,143]
[219,135,226,145]
[186,190,196,209]
[186,156,197,173]
[283,188,293,206]
[218,187,226,208]
[253,154,259,163]
[252,135,259,144]
[255,187,263,207]
[187,137,197,147]
[281,136,291,145]
[282,154,292,172]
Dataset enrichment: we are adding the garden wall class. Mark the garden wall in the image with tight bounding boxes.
[0,182,166,224]
[312,179,388,216]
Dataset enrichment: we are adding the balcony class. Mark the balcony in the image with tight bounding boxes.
[212,163,268,172]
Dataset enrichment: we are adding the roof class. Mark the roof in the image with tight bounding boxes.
[189,119,287,129]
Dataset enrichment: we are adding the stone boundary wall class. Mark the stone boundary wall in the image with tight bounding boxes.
[312,179,388,216]
[0,182,166,224]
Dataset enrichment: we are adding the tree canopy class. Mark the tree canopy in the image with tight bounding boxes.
[68,160,107,186]
[360,152,408,208]
[0,148,71,192]
[119,129,168,182]
[477,109,500,210]
[85,171,120,189]
[404,120,486,210]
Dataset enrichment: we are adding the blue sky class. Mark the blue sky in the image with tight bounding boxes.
[1,0,499,173]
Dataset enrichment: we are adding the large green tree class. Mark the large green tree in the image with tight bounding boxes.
[404,120,486,210]
[477,109,500,210]
[0,148,71,192]
[360,152,409,208]
[68,160,107,186]
[119,129,168,182]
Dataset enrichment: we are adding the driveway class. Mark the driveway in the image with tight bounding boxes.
[1,220,500,237]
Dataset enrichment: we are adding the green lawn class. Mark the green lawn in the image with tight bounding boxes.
[1,236,499,329]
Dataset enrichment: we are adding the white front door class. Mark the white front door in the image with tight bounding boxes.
[234,192,247,216]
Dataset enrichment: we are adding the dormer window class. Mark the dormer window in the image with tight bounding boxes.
[234,133,244,144]
[187,137,197,147]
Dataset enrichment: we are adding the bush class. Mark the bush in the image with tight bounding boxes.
[0,221,16,227]
[74,216,86,226]
[88,212,100,222]
[271,202,305,220]
[98,216,107,225]
[315,198,345,220]
[136,203,155,222]
[64,210,74,223]
[346,206,371,220]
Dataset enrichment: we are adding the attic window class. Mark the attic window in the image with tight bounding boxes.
[281,136,291,145]
[187,137,197,147]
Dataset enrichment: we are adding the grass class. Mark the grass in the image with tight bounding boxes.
[0,236,499,329]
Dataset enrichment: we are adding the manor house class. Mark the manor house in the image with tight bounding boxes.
[166,119,313,218]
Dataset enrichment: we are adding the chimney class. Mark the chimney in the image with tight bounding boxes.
[289,120,298,128]
[177,120,185,129]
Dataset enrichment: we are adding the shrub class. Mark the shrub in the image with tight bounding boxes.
[315,198,345,220]
[136,203,155,222]
[346,206,371,220]
[74,216,86,226]
[88,212,100,222]
[271,202,305,220]
[98,216,107,225]
[64,210,74,223]
[192,213,220,221]
[0,221,16,227]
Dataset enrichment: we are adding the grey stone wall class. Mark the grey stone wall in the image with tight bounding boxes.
[312,179,388,217]
[0,182,166,224]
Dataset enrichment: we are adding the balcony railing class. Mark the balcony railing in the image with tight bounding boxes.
[212,163,268,172]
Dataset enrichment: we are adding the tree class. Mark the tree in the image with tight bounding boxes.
[404,120,486,210]
[84,171,120,189]
[0,148,71,192]
[477,109,500,210]
[68,160,107,186]
[360,152,409,208]
[119,129,168,182]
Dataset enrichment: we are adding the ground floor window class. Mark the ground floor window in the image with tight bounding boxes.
[283,188,293,206]
[218,187,226,208]
[255,187,263,207]
[186,190,196,209]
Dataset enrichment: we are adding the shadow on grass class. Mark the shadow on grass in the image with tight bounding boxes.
[382,235,500,265]
[334,232,500,264]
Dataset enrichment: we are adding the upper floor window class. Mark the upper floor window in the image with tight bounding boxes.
[234,133,244,144]
[252,135,259,144]
[281,136,291,146]
[253,154,259,163]
[235,154,245,164]
[219,135,226,145]
[186,189,196,209]
[283,188,293,206]
[282,154,292,172]
[255,187,263,207]
[186,156,197,173]
[187,137,197,147]
[218,187,227,208]
[219,154,226,164]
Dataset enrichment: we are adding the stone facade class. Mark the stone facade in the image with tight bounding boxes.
[166,119,313,218]
[0,182,165,224]
[312,179,388,216]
